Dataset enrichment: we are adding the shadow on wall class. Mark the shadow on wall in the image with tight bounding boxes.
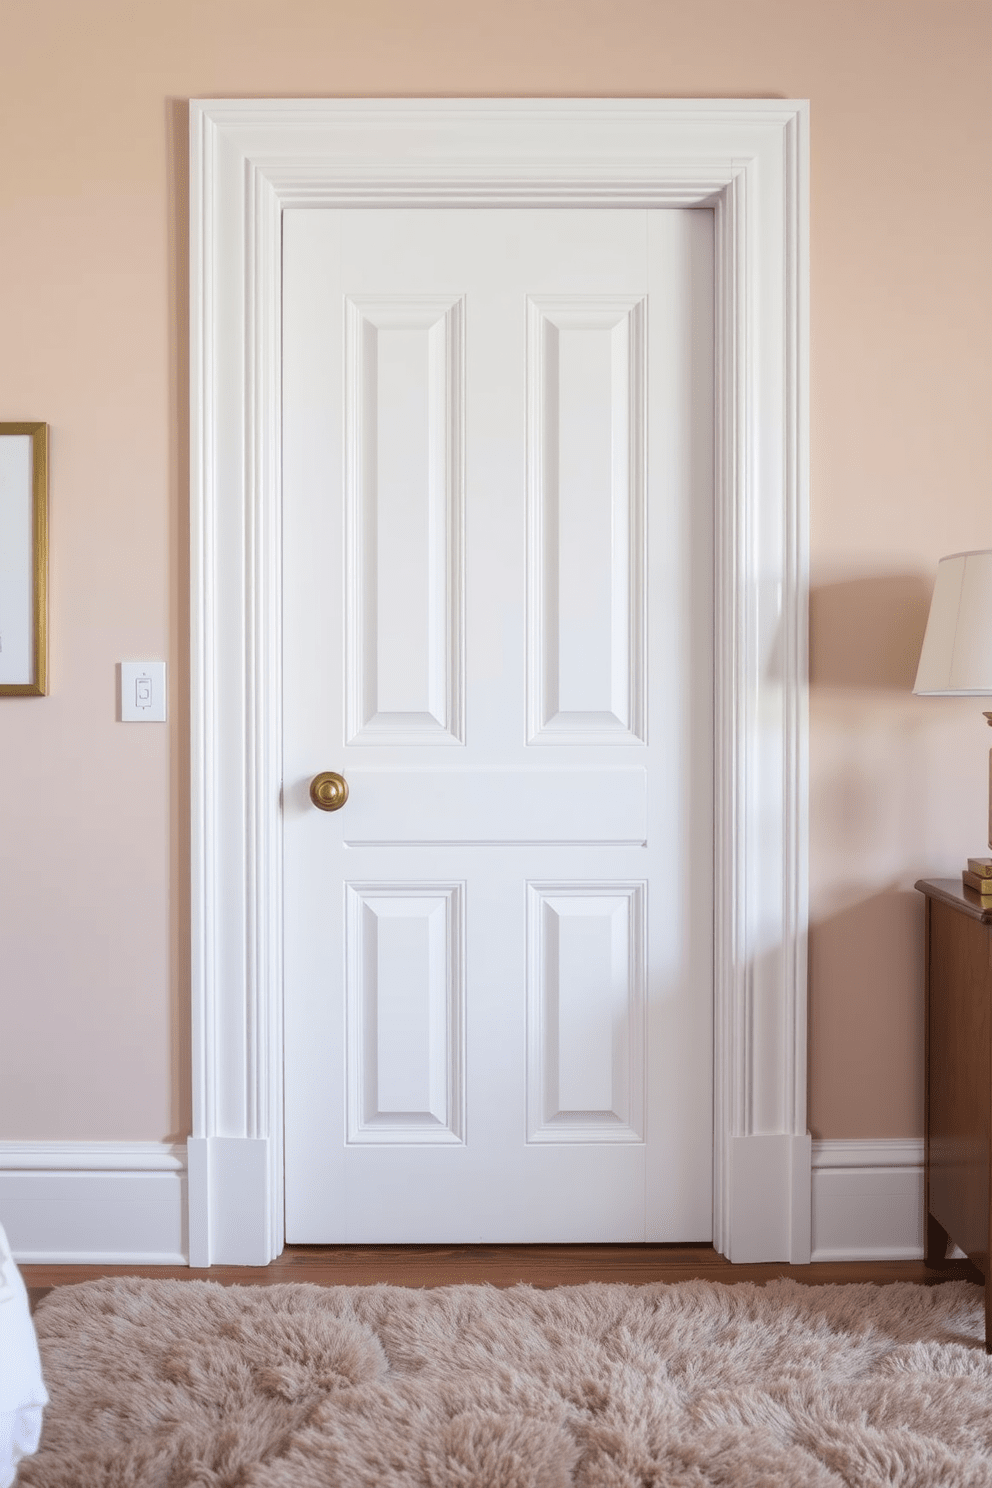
[808,888,924,1140]
[809,574,931,692]
[807,572,933,1140]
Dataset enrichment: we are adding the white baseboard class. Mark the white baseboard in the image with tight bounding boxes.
[811,1138,924,1262]
[0,1137,934,1267]
[0,1142,187,1264]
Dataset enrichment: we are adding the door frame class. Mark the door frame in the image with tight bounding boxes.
[187,98,811,1266]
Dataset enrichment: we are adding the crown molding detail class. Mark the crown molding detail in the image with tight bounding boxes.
[189,97,810,1265]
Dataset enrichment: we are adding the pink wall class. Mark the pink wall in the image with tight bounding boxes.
[0,0,988,1141]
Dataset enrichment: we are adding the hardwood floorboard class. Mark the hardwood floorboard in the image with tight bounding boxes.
[23,1243,984,1312]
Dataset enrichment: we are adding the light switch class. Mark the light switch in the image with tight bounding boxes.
[120,661,167,722]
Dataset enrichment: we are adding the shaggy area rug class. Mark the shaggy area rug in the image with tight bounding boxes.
[21,1277,992,1486]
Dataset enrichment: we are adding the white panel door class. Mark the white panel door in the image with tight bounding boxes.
[283,209,714,1242]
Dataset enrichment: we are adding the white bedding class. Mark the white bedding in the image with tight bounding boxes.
[0,1222,47,1487]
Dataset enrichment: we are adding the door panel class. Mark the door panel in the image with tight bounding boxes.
[527,294,645,743]
[526,881,646,1143]
[283,207,714,1242]
[345,881,465,1145]
[338,767,647,845]
[344,294,464,745]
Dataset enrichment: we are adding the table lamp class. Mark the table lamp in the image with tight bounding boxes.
[914,549,992,900]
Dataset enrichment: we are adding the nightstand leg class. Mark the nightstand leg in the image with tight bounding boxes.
[924,1210,950,1268]
[985,1273,992,1355]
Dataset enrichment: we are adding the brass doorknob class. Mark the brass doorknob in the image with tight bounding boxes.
[309,771,349,812]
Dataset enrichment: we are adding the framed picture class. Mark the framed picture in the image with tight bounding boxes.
[0,423,49,696]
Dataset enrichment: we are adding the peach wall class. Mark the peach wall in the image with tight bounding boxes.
[0,0,988,1142]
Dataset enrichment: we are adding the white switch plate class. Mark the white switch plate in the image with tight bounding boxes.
[120,661,167,722]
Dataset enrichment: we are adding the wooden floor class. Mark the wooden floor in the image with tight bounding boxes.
[22,1243,983,1312]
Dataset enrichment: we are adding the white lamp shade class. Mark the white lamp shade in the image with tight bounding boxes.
[914,550,992,695]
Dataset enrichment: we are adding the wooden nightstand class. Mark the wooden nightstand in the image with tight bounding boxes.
[916,878,992,1352]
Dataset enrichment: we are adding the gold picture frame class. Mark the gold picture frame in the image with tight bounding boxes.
[0,422,49,696]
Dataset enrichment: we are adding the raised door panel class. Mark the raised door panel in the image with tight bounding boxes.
[346,883,465,1144]
[527,296,646,745]
[345,296,464,745]
[527,882,646,1142]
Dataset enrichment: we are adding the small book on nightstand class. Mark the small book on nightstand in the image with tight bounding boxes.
[963,865,992,898]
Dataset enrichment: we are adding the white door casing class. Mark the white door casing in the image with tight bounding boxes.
[188,99,811,1267]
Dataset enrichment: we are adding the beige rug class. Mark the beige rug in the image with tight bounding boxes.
[20,1277,992,1486]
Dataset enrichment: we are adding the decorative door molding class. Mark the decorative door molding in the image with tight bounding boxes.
[188,98,810,1265]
